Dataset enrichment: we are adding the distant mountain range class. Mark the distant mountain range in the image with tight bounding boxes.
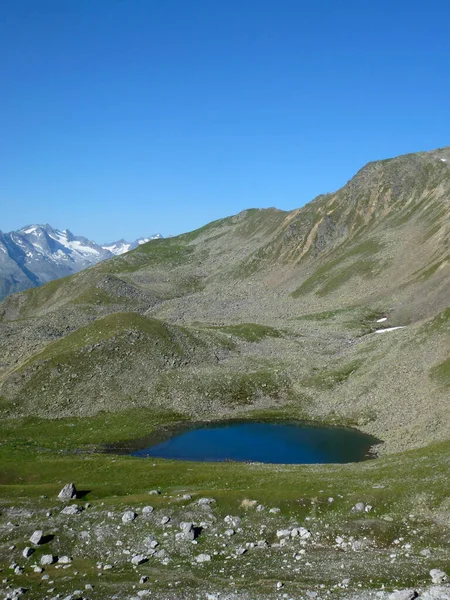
[0,224,163,301]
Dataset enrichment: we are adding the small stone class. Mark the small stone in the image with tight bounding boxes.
[139,576,148,584]
[224,529,235,537]
[14,566,23,575]
[196,553,211,563]
[161,516,170,525]
[269,507,281,514]
[122,511,137,524]
[131,554,148,565]
[276,529,291,538]
[420,549,432,557]
[142,506,154,515]
[22,547,34,558]
[198,498,215,506]
[352,502,366,513]
[148,490,160,495]
[34,566,43,573]
[182,494,192,500]
[58,483,77,501]
[40,554,55,566]
[276,582,284,590]
[180,522,195,540]
[58,556,72,564]
[235,547,247,555]
[224,515,241,528]
[256,505,265,511]
[430,569,447,584]
[30,530,44,545]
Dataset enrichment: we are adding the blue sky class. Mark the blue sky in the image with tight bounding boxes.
[1,0,449,242]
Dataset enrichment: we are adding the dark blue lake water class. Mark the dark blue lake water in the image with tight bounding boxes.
[108,421,379,464]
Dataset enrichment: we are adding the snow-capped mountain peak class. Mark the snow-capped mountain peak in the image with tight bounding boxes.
[102,233,163,255]
[0,224,164,301]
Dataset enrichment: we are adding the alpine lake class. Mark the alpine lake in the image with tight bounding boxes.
[105,420,380,464]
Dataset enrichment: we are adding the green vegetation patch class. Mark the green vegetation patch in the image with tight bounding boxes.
[23,312,176,366]
[430,357,450,388]
[103,239,196,274]
[0,408,186,451]
[210,323,282,342]
[291,240,384,298]
[302,360,362,390]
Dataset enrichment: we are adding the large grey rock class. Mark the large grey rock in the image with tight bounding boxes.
[122,510,137,523]
[131,554,148,565]
[387,590,418,600]
[142,506,154,515]
[61,504,83,515]
[29,530,44,545]
[430,570,448,584]
[196,553,211,563]
[276,529,291,538]
[224,515,241,528]
[40,554,56,565]
[22,547,34,558]
[58,483,77,501]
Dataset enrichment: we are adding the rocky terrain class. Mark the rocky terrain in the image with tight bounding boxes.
[0,147,449,598]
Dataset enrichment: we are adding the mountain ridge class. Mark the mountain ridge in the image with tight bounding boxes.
[0,224,164,301]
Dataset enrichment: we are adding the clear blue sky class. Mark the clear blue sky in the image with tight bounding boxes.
[1,0,449,242]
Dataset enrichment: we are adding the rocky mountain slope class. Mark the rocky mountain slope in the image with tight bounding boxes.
[0,225,163,301]
[0,147,448,452]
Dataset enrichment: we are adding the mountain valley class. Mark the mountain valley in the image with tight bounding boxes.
[0,147,449,600]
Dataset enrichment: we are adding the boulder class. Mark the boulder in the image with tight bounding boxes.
[387,591,418,600]
[58,483,77,501]
[196,553,211,563]
[276,529,291,538]
[22,547,34,558]
[122,510,137,524]
[430,569,448,584]
[131,554,148,565]
[29,530,44,545]
[40,554,56,565]
[224,515,241,528]
[61,504,83,515]
[142,506,154,515]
